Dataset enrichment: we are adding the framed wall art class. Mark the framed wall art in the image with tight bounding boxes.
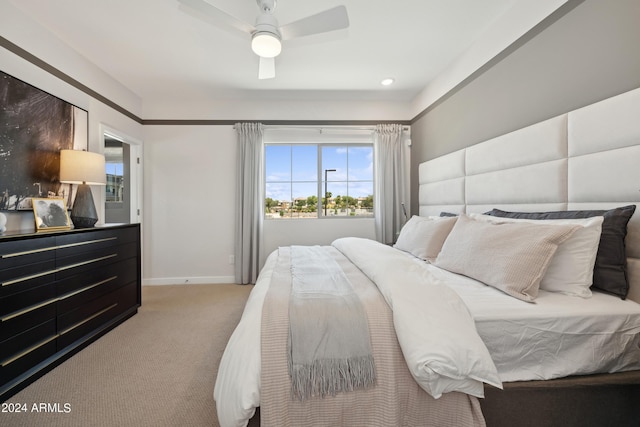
[0,70,88,211]
[32,197,72,231]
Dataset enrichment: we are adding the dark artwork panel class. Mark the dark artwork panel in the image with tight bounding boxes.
[0,71,88,210]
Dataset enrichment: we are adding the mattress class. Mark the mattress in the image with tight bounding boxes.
[417,259,640,382]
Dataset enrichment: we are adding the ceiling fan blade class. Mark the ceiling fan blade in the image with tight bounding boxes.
[279,5,349,41]
[177,0,254,37]
[258,56,276,80]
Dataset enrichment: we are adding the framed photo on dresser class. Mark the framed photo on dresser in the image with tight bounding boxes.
[32,197,72,231]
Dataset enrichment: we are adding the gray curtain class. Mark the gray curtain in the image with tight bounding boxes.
[234,123,264,284]
[374,124,408,244]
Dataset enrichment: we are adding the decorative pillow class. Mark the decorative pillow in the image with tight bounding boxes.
[469,214,603,298]
[394,215,457,260]
[433,214,580,302]
[486,205,636,299]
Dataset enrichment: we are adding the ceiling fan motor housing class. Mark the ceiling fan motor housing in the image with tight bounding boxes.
[252,12,281,57]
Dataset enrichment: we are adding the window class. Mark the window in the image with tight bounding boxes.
[265,143,374,219]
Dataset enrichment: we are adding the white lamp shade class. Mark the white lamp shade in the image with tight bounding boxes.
[59,149,106,185]
[251,32,281,58]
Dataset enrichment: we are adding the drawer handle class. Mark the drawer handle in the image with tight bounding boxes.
[58,276,119,301]
[56,254,118,272]
[1,335,57,367]
[1,246,57,259]
[1,298,57,322]
[56,237,117,250]
[1,270,55,287]
[58,303,118,336]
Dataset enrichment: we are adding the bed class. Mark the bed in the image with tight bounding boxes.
[215,87,640,427]
[416,85,640,426]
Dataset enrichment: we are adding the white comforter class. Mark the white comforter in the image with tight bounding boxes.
[214,238,501,427]
[332,238,502,397]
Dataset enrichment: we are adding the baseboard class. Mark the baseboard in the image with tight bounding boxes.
[142,276,236,285]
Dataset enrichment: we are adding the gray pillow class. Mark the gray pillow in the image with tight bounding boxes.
[486,205,636,299]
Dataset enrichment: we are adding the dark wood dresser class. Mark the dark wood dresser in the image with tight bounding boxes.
[0,223,141,400]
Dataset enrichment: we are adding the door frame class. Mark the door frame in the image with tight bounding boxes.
[99,123,143,225]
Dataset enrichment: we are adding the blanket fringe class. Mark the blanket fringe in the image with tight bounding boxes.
[289,355,376,401]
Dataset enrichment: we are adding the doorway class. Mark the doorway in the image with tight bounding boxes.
[104,136,130,223]
[102,127,142,224]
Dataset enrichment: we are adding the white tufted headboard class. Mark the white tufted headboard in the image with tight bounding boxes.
[418,87,640,303]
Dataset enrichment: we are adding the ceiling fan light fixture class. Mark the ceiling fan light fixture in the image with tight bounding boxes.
[251,31,282,57]
[178,0,350,79]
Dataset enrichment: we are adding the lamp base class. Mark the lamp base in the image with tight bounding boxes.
[70,215,98,228]
[70,184,98,228]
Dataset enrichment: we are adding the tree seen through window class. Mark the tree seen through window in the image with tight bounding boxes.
[265,144,374,218]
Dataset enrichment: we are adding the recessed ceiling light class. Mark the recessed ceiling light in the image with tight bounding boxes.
[381,78,395,86]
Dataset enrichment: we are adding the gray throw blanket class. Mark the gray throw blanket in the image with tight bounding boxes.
[288,245,376,401]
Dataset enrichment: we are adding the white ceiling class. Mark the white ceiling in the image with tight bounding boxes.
[8,0,520,108]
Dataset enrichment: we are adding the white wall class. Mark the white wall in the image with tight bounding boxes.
[142,125,237,284]
[144,96,411,122]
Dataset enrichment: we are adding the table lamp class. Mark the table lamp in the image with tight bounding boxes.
[59,149,106,228]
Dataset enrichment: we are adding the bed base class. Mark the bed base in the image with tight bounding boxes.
[481,371,640,427]
[247,372,640,426]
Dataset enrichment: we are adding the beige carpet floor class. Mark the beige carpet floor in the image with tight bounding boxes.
[1,284,254,427]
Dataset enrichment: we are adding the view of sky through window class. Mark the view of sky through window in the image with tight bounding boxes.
[265,144,374,218]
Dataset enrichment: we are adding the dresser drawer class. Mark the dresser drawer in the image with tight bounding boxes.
[56,266,136,315]
[56,257,137,297]
[55,241,137,280]
[0,268,56,299]
[56,282,132,334]
[0,283,56,342]
[0,236,56,269]
[55,228,120,247]
[0,319,56,362]
[0,338,56,387]
[0,302,57,342]
[0,283,56,317]
[56,283,137,350]
[55,227,136,252]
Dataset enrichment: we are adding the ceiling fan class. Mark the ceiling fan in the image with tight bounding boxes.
[177,0,349,79]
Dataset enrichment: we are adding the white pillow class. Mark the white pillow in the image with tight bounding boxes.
[470,213,603,298]
[394,215,457,261]
[434,214,579,302]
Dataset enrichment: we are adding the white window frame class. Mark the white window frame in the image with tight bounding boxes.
[263,127,375,220]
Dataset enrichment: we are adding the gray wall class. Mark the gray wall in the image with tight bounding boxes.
[409,0,640,214]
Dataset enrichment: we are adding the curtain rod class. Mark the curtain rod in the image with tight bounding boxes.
[265,125,375,131]
[234,124,410,132]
